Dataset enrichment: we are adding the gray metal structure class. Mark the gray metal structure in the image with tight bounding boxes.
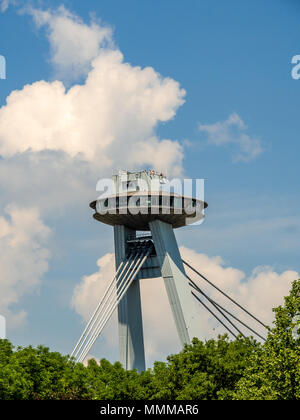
[113,220,201,372]
[71,170,207,371]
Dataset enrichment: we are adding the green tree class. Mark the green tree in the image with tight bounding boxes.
[148,335,257,400]
[82,359,151,400]
[0,279,298,400]
[0,342,90,399]
[0,341,151,400]
[234,279,300,400]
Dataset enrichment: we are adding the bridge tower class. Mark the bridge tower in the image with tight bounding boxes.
[72,170,207,371]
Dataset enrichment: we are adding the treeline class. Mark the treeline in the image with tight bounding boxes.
[0,280,299,400]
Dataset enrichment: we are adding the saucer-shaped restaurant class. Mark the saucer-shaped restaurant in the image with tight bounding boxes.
[90,191,208,231]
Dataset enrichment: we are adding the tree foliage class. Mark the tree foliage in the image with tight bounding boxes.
[0,280,299,400]
[233,279,300,400]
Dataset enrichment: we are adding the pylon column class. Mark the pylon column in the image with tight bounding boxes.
[114,225,146,372]
[149,219,201,345]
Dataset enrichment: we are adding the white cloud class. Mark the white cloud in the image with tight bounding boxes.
[0,5,186,341]
[0,0,13,12]
[0,151,100,216]
[0,5,186,241]
[0,15,185,178]
[71,247,298,365]
[0,205,51,329]
[0,0,8,12]
[198,112,263,162]
[29,5,114,82]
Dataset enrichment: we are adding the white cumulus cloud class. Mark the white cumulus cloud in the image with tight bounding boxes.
[29,5,114,82]
[0,7,185,180]
[0,51,184,168]
[0,151,97,215]
[0,6,187,339]
[0,205,51,329]
[0,0,13,12]
[198,112,263,162]
[0,6,186,231]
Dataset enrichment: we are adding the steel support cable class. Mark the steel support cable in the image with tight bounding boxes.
[205,295,266,342]
[185,269,266,341]
[76,250,142,363]
[72,259,134,361]
[71,258,131,358]
[72,254,136,359]
[75,250,143,362]
[78,245,152,363]
[191,291,238,339]
[189,276,266,341]
[182,259,268,330]
[187,276,246,338]
[192,283,266,341]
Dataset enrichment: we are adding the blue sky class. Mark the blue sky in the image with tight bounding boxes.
[0,0,299,366]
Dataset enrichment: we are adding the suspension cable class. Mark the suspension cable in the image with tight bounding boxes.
[77,248,145,361]
[78,244,152,361]
[77,244,153,363]
[188,275,267,341]
[182,259,268,330]
[187,276,245,338]
[74,250,142,361]
[209,297,266,341]
[77,245,152,363]
[192,291,238,339]
[71,258,130,358]
[72,253,137,360]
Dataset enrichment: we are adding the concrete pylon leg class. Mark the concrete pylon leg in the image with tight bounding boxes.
[149,220,201,345]
[114,225,146,372]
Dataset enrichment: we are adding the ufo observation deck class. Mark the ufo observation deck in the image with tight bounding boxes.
[73,171,266,371]
[90,191,208,231]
